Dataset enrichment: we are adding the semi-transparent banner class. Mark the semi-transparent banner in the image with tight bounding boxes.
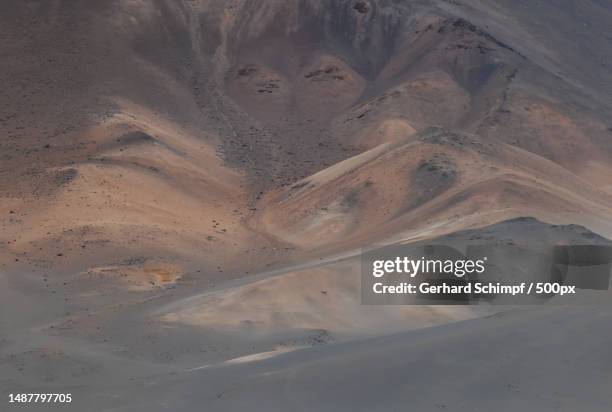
[361,243,612,305]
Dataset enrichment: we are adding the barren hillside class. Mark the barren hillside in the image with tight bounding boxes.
[1,1,612,411]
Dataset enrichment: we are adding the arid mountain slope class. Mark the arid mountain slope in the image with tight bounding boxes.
[2,0,612,281]
[256,127,612,252]
[2,1,612,409]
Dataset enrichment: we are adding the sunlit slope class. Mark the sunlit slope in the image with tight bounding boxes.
[256,128,612,251]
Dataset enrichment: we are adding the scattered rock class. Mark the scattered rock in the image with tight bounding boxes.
[353,1,369,14]
[237,65,257,77]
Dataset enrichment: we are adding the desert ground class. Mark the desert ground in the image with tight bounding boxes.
[1,0,612,411]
